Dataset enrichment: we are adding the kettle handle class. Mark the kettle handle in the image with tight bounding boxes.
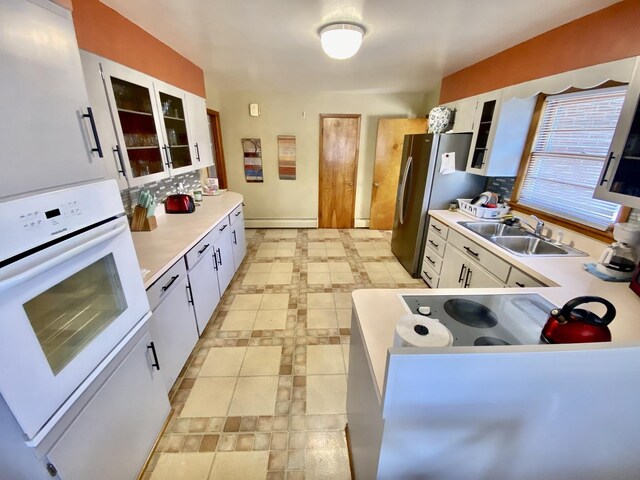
[560,296,616,326]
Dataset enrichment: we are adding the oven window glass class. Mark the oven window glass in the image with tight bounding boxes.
[23,254,128,375]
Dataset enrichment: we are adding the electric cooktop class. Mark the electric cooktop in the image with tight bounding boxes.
[400,293,557,346]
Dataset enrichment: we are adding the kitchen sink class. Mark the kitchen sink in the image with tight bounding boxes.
[459,221,530,237]
[458,221,588,257]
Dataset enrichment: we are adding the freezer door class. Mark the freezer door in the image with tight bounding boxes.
[391,134,433,276]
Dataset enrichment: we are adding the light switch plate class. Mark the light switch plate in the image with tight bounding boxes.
[249,103,260,117]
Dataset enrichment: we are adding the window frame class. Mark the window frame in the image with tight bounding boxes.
[510,84,629,243]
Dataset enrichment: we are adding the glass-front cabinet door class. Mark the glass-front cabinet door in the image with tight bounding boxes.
[102,64,169,187]
[595,61,640,208]
[156,89,193,174]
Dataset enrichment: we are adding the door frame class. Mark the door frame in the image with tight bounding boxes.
[206,109,228,189]
[318,114,361,228]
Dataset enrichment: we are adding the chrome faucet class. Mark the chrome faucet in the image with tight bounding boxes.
[510,215,545,237]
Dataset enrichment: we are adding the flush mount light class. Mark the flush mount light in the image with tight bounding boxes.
[318,22,366,60]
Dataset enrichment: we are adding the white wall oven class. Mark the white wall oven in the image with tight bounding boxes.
[0,180,149,440]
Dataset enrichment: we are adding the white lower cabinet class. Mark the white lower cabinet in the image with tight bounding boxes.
[47,329,169,480]
[187,245,220,335]
[148,267,199,393]
[231,210,247,269]
[212,222,236,295]
[440,244,505,288]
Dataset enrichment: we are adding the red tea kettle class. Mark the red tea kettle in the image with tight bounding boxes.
[541,296,616,344]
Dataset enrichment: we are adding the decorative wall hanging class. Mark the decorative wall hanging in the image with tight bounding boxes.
[277,135,297,180]
[242,138,263,182]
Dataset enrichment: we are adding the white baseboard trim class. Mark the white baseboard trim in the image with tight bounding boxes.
[245,218,318,228]
[354,219,370,228]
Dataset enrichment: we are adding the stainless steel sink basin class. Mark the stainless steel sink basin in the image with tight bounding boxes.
[457,221,588,257]
[459,221,529,237]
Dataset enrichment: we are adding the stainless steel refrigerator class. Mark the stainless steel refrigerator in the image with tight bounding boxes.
[391,133,485,277]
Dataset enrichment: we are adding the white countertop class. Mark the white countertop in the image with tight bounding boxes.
[131,192,243,288]
[353,210,640,400]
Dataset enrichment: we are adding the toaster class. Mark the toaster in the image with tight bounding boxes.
[165,194,196,214]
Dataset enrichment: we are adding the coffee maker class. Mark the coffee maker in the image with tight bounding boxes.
[596,223,640,280]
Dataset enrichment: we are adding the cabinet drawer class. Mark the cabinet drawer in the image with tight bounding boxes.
[428,217,449,241]
[507,268,546,288]
[209,216,231,243]
[448,229,510,282]
[229,204,244,225]
[421,262,439,288]
[146,260,188,311]
[422,245,443,274]
[425,230,446,257]
[185,230,214,270]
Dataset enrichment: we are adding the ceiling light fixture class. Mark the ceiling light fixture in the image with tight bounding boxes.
[318,22,366,60]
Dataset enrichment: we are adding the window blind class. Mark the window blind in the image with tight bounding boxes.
[519,86,626,230]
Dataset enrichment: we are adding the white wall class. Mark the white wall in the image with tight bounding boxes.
[216,90,428,227]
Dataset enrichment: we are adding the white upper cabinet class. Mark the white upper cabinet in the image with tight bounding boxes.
[445,96,478,133]
[0,0,106,201]
[185,93,214,168]
[80,54,210,189]
[153,81,195,176]
[444,91,537,177]
[594,59,640,208]
[80,51,130,190]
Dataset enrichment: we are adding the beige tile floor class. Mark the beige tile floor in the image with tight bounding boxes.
[145,228,425,480]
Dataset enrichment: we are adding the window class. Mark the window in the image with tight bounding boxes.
[516,86,627,230]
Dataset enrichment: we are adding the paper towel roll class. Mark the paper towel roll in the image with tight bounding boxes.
[393,314,453,348]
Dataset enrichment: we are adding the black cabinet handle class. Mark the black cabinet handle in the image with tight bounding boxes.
[235,211,241,217]
[161,274,179,292]
[213,249,219,271]
[464,268,472,288]
[426,256,435,265]
[515,281,525,288]
[198,243,210,255]
[162,144,173,169]
[599,151,615,185]
[112,145,127,177]
[195,142,201,162]
[463,245,479,258]
[216,247,223,266]
[432,225,441,232]
[186,284,194,305]
[428,239,439,248]
[82,107,103,158]
[232,230,237,245]
[458,264,466,283]
[219,224,228,232]
[422,270,432,280]
[147,342,160,371]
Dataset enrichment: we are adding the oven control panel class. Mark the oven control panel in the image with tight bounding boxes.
[19,201,83,231]
[1,180,124,264]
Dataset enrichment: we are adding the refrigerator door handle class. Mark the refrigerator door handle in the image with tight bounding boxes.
[399,155,413,225]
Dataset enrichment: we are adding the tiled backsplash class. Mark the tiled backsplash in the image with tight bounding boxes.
[483,176,640,227]
[120,171,202,215]
[483,176,516,201]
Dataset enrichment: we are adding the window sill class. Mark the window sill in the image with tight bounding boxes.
[508,202,616,244]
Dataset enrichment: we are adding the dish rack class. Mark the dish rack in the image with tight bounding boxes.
[457,199,510,219]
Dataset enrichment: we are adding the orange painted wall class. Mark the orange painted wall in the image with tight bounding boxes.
[71,0,206,97]
[440,0,640,103]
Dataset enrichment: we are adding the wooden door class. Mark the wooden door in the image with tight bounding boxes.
[369,118,427,230]
[319,115,361,228]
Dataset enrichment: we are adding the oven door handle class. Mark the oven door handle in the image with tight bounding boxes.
[0,221,127,293]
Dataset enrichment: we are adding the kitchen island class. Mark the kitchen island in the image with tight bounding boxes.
[347,210,640,479]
